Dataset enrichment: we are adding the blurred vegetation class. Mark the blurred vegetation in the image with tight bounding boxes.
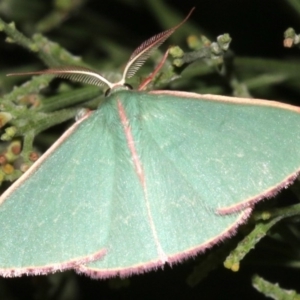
[0,0,300,299]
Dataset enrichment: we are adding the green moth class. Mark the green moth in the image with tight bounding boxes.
[0,8,300,279]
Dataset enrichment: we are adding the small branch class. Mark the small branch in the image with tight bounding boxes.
[0,17,84,67]
[224,204,300,271]
[252,274,300,300]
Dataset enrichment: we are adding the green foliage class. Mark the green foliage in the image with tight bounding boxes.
[252,275,300,300]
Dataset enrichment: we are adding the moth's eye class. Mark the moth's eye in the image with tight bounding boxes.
[124,83,133,90]
[104,88,111,97]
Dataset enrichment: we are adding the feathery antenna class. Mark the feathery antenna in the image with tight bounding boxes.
[121,7,195,84]
[7,66,114,89]
[7,8,195,90]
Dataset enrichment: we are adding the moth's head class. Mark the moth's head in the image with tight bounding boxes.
[105,83,133,97]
